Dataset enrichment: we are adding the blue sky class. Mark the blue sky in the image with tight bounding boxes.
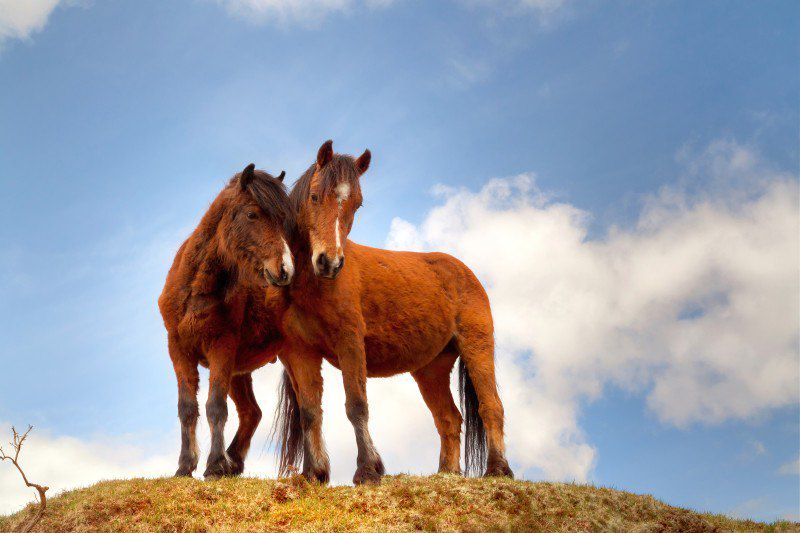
[1,0,798,521]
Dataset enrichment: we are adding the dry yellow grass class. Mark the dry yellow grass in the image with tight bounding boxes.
[1,474,796,532]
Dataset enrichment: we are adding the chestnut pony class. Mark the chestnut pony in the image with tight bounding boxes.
[273,141,513,484]
[159,164,294,478]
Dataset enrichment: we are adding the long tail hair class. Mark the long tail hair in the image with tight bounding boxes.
[269,370,304,476]
[459,358,486,476]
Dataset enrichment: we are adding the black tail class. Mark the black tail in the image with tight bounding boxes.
[269,370,303,477]
[459,358,486,476]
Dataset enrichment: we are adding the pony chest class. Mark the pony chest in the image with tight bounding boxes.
[283,303,349,352]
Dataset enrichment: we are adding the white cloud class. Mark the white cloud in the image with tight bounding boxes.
[497,0,567,15]
[215,0,393,25]
[0,0,62,45]
[0,425,175,514]
[0,368,448,515]
[216,0,572,26]
[387,139,799,476]
[778,455,800,476]
[752,441,766,456]
[729,496,770,520]
[462,0,570,23]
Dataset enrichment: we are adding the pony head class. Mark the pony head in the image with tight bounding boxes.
[217,164,294,287]
[291,140,370,278]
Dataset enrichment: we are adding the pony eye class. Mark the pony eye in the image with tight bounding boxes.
[310,193,319,204]
[247,211,258,220]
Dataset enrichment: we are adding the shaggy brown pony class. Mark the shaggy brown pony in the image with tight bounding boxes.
[159,164,294,478]
[273,141,513,484]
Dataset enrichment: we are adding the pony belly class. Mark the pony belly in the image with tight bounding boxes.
[235,337,283,373]
[322,353,340,369]
[361,311,456,377]
[235,350,279,373]
[363,341,448,378]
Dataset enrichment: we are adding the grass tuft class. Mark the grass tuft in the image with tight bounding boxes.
[1,474,796,532]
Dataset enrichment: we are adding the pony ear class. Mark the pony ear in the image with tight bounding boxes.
[276,170,286,182]
[240,163,255,191]
[317,140,333,169]
[355,149,371,175]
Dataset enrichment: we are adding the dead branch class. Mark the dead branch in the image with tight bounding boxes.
[0,426,48,533]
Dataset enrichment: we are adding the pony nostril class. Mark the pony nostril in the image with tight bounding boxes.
[316,254,328,270]
[278,265,288,281]
[334,257,344,273]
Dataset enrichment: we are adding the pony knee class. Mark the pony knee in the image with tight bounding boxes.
[178,397,199,426]
[345,398,368,425]
[300,406,321,431]
[433,409,462,439]
[477,403,504,429]
[444,411,463,439]
[242,404,262,427]
[206,385,228,425]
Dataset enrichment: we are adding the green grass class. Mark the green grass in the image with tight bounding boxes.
[1,474,796,532]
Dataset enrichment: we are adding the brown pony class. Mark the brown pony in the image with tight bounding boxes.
[273,141,514,484]
[159,164,294,478]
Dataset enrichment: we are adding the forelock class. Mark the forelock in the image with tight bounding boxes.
[230,170,294,233]
[289,154,361,210]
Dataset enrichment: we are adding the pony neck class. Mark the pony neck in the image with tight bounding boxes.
[289,221,327,287]
[183,199,245,296]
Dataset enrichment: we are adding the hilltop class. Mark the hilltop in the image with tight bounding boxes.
[1,474,795,532]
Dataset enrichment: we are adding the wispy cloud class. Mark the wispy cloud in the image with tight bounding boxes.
[215,0,572,26]
[0,424,175,514]
[778,455,800,476]
[0,0,62,45]
[462,0,572,26]
[730,496,770,520]
[214,0,394,25]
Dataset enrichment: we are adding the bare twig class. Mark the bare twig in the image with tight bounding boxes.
[0,426,48,533]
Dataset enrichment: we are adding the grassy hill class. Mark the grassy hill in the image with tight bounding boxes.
[1,474,796,532]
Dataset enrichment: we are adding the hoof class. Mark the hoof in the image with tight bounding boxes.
[204,456,233,479]
[302,467,330,484]
[353,463,383,485]
[375,457,386,476]
[437,466,462,475]
[484,459,514,478]
[174,467,194,478]
[226,449,245,477]
[229,458,245,477]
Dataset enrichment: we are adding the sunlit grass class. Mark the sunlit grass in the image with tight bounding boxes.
[1,474,796,531]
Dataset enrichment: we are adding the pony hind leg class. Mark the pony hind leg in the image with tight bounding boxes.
[455,323,514,478]
[226,372,262,476]
[411,351,462,474]
[169,334,200,477]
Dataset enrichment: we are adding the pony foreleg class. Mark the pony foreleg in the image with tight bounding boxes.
[226,373,262,476]
[337,342,385,485]
[412,353,462,474]
[278,348,330,483]
[169,334,200,477]
[203,336,237,479]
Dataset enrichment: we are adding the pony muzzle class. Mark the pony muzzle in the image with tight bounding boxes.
[264,260,294,286]
[313,252,344,278]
